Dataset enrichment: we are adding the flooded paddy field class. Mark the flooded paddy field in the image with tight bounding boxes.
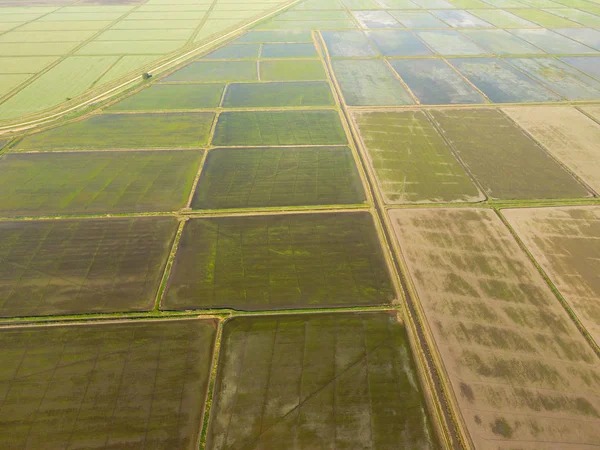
[0,319,216,449]
[162,212,394,311]
[206,312,438,449]
[1,0,600,447]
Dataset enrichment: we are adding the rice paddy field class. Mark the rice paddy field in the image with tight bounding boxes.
[1,0,600,448]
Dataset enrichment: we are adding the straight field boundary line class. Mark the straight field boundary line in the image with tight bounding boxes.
[315,29,469,450]
[495,208,600,359]
[0,0,304,135]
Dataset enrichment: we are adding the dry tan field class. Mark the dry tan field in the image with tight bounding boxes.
[389,208,600,449]
[504,206,600,347]
[503,107,600,194]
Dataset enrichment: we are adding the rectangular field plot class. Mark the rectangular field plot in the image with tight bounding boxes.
[506,57,600,100]
[0,319,216,449]
[561,56,600,80]
[367,30,433,56]
[353,110,483,203]
[259,59,327,81]
[429,109,590,199]
[320,30,380,57]
[0,151,202,216]
[415,30,489,56]
[504,206,600,343]
[389,208,600,450]
[212,110,347,146]
[388,59,487,104]
[162,212,394,310]
[449,58,561,103]
[332,59,414,106]
[390,11,449,28]
[162,61,258,83]
[503,106,600,193]
[555,28,600,51]
[260,42,318,58]
[510,28,598,54]
[0,217,177,317]
[237,30,313,43]
[202,43,261,59]
[459,29,546,55]
[222,82,335,108]
[14,112,214,151]
[206,312,437,449]
[191,147,365,209]
[109,84,225,111]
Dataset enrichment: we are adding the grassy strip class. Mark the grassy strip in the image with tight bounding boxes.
[198,317,223,449]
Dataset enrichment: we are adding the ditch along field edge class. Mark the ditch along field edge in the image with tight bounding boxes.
[316,30,468,450]
[0,0,304,134]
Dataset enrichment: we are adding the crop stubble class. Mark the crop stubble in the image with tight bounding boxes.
[389,208,600,449]
[504,206,600,345]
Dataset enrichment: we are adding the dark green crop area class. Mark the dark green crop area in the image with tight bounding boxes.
[354,110,482,204]
[429,109,591,200]
[0,151,202,216]
[0,217,177,317]
[109,84,225,111]
[14,113,214,151]
[162,61,258,83]
[222,82,335,108]
[162,212,394,311]
[206,312,437,449]
[0,319,216,450]
[191,147,365,209]
[212,110,347,146]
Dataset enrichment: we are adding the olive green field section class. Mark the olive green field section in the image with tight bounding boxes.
[14,113,214,151]
[222,82,335,108]
[206,312,438,450]
[162,212,394,311]
[0,319,217,449]
[388,208,600,449]
[353,110,483,204]
[162,61,258,83]
[503,106,600,194]
[0,151,202,216]
[191,147,365,209]
[109,84,226,111]
[0,217,177,317]
[504,206,600,345]
[212,110,347,146]
[259,60,327,81]
[429,109,591,200]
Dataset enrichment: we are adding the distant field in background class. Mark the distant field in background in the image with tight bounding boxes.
[0,0,292,122]
[162,212,394,311]
[0,319,216,449]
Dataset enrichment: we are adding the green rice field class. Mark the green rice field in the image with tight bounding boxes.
[191,146,365,209]
[162,212,394,311]
[2,0,600,448]
[0,319,216,449]
[0,151,202,216]
[14,113,214,150]
[207,312,437,449]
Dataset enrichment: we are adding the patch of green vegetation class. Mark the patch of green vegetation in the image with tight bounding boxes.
[202,43,261,60]
[491,418,513,438]
[354,110,481,203]
[162,212,394,310]
[429,109,590,199]
[191,146,365,209]
[260,60,327,81]
[0,319,216,449]
[222,81,335,108]
[0,150,202,216]
[109,84,225,111]
[206,312,438,449]
[14,112,214,150]
[162,61,258,83]
[0,217,178,316]
[212,110,347,146]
